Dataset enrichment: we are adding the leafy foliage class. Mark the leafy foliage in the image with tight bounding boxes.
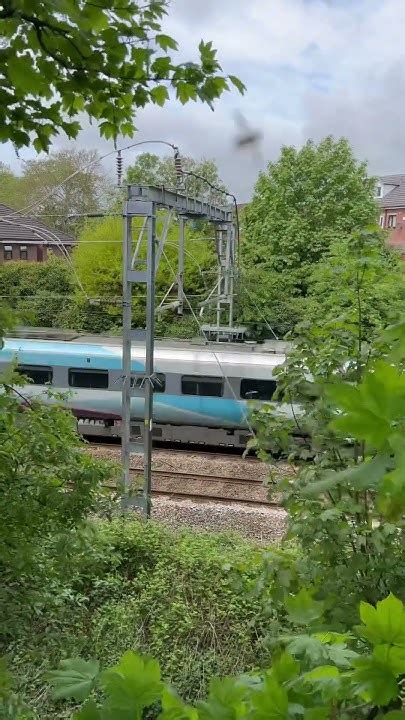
[2,519,271,717]
[0,392,106,570]
[249,232,405,623]
[0,254,74,328]
[0,150,111,237]
[0,1,244,151]
[125,153,228,205]
[240,137,379,337]
[69,214,216,334]
[304,229,405,342]
[47,594,405,720]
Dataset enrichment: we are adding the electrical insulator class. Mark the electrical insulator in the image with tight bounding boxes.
[116,150,123,187]
[174,149,184,187]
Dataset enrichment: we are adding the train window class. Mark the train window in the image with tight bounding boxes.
[181,375,223,397]
[130,373,166,393]
[69,368,109,389]
[240,378,277,401]
[16,365,53,384]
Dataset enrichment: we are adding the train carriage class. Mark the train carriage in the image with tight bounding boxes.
[0,333,292,448]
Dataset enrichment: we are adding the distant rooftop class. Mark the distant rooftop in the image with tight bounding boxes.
[0,204,75,245]
[377,175,405,209]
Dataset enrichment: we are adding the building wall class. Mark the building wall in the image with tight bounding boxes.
[0,243,72,264]
[380,209,405,252]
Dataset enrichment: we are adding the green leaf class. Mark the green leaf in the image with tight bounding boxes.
[73,699,101,720]
[303,710,330,720]
[251,675,289,720]
[302,665,341,699]
[199,676,248,720]
[176,82,197,104]
[271,652,300,684]
[47,658,100,701]
[373,644,405,676]
[160,687,198,720]
[99,121,117,140]
[285,589,324,625]
[7,56,43,94]
[378,435,405,520]
[155,34,178,51]
[307,454,391,495]
[285,635,328,663]
[228,75,246,94]
[358,594,405,646]
[352,657,398,705]
[150,85,169,106]
[101,652,162,712]
[383,712,405,720]
[33,137,46,153]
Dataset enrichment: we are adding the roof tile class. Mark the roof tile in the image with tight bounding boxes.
[0,203,75,245]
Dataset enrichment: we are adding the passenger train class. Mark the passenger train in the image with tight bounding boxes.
[0,331,292,448]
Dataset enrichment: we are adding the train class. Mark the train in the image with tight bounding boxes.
[0,330,292,448]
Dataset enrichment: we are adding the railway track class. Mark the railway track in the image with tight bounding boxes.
[88,440,282,506]
[150,489,276,507]
[87,440,261,464]
[100,468,276,506]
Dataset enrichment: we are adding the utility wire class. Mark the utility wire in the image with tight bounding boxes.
[0,216,88,297]
[161,247,257,441]
[3,140,178,220]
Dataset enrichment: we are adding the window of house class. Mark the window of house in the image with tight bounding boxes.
[376,185,382,197]
[130,373,166,393]
[68,368,109,389]
[387,214,397,228]
[19,245,28,260]
[240,378,277,401]
[379,215,385,228]
[4,245,12,261]
[16,365,53,384]
[181,375,224,397]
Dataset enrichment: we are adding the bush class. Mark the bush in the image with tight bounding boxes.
[48,593,405,720]
[3,519,274,718]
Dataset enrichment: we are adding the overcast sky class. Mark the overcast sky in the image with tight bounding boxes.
[2,0,405,201]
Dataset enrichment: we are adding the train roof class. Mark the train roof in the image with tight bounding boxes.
[1,333,287,378]
[6,327,292,355]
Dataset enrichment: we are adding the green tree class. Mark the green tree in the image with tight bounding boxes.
[304,229,405,345]
[67,215,215,333]
[240,137,379,337]
[126,153,228,205]
[0,162,20,208]
[0,1,244,151]
[249,231,405,623]
[0,254,74,327]
[17,149,111,236]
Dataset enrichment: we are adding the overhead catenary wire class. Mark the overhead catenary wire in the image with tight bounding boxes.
[2,139,179,220]
[0,216,88,298]
[160,247,258,441]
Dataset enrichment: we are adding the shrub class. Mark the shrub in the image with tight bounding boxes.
[3,519,274,718]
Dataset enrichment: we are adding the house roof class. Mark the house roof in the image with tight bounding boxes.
[379,174,405,186]
[0,204,75,245]
[377,175,405,209]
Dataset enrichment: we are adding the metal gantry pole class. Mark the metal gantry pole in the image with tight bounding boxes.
[121,196,155,516]
[121,184,237,517]
[177,216,185,315]
[228,223,235,328]
[121,210,133,500]
[142,210,156,517]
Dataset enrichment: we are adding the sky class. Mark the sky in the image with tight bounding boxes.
[2,0,405,201]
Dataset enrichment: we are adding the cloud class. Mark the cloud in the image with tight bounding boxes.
[2,0,405,200]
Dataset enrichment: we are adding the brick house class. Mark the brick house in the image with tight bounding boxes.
[0,203,75,263]
[376,175,405,251]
